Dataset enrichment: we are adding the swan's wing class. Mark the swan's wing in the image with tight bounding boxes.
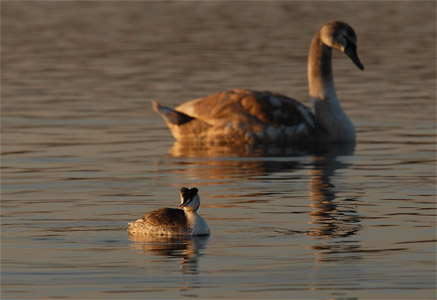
[175,89,317,129]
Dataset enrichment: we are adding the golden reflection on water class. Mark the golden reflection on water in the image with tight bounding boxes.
[307,152,363,264]
[169,139,318,158]
[308,155,361,239]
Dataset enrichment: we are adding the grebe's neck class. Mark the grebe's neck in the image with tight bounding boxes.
[184,209,209,235]
[183,209,198,216]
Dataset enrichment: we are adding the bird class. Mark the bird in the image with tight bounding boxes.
[152,21,364,145]
[127,187,210,236]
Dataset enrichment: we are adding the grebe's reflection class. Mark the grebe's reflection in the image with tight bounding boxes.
[129,234,209,274]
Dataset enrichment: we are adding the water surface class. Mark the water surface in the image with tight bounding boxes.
[1,1,436,299]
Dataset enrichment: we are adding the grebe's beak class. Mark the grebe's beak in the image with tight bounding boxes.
[179,199,190,209]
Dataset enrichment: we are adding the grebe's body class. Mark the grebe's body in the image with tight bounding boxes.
[127,187,210,236]
[153,21,363,144]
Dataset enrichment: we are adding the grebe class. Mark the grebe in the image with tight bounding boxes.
[152,21,364,144]
[127,187,210,236]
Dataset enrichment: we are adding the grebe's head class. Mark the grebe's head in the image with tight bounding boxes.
[320,21,364,70]
[179,187,200,212]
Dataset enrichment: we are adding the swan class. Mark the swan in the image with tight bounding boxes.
[127,187,210,236]
[152,21,364,144]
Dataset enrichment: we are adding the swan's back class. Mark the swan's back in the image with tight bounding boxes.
[154,89,318,143]
[177,89,314,127]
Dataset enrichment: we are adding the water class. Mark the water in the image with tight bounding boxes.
[1,1,436,299]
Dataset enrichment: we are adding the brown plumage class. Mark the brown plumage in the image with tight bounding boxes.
[176,89,315,128]
[153,89,317,144]
[142,208,187,228]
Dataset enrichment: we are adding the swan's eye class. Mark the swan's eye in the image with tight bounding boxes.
[344,36,356,49]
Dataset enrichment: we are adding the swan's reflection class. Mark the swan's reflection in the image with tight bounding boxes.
[167,140,334,183]
[129,234,209,274]
[170,139,323,158]
[308,155,361,238]
[307,143,363,263]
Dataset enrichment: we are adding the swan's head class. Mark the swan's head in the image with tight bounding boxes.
[320,21,364,70]
[179,187,200,212]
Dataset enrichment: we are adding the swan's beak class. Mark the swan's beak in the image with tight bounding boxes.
[345,45,364,70]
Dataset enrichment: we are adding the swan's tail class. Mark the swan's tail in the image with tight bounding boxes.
[151,100,193,125]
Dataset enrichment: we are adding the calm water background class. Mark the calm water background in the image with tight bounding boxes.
[1,1,436,299]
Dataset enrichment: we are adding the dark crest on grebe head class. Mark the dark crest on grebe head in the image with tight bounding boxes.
[180,187,198,197]
[180,187,198,200]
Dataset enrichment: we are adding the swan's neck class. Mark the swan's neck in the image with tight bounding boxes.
[308,32,337,102]
[307,32,355,142]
